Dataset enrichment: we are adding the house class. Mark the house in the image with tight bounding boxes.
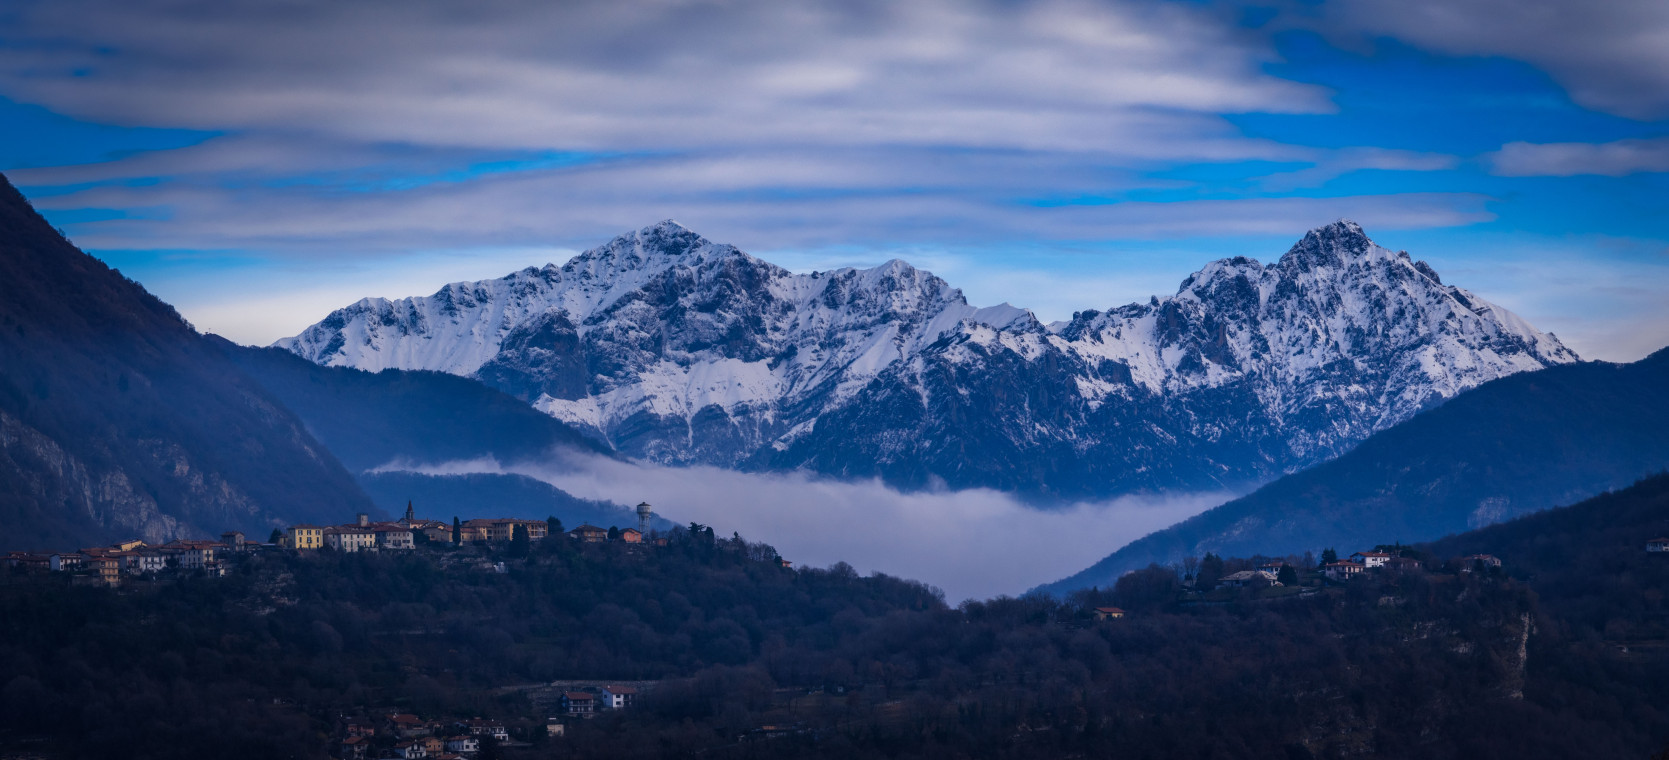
[1460,554,1502,571]
[443,736,479,754]
[600,685,638,709]
[49,553,85,572]
[1257,561,1288,576]
[1349,551,1394,569]
[163,540,220,570]
[560,691,596,715]
[545,720,565,737]
[339,736,368,759]
[128,550,169,574]
[5,552,50,572]
[221,531,246,549]
[85,555,121,586]
[419,736,446,755]
[569,525,608,543]
[324,526,378,553]
[1649,538,1669,553]
[1219,570,1280,588]
[1324,562,1364,581]
[345,721,376,738]
[1384,556,1423,573]
[778,558,793,569]
[386,713,428,738]
[1092,606,1125,621]
[460,719,508,741]
[365,523,414,550]
[110,539,146,552]
[618,528,643,544]
[392,739,426,759]
[288,525,324,549]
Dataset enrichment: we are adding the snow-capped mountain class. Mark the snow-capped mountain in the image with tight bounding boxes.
[278,219,1577,499]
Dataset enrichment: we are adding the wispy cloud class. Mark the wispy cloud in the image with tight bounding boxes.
[1487,138,1669,177]
[392,453,1234,602]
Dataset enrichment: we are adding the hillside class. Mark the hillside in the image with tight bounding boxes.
[219,342,611,473]
[356,471,667,531]
[1041,347,1669,594]
[0,173,371,550]
[280,220,1574,500]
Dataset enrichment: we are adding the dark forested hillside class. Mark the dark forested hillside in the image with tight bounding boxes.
[1042,348,1669,594]
[219,342,611,473]
[356,471,666,531]
[10,500,1669,759]
[0,173,371,550]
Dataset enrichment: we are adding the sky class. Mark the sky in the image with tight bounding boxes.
[2,0,1668,361]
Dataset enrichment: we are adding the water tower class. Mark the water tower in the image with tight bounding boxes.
[636,502,654,534]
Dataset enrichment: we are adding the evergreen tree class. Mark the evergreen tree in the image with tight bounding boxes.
[1197,553,1224,590]
[547,516,563,537]
[510,524,531,557]
[608,526,620,541]
[452,516,461,545]
[268,528,284,545]
[1321,548,1338,566]
[1277,565,1298,586]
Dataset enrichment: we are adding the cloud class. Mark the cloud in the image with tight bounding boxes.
[0,0,1325,152]
[1292,0,1669,120]
[391,453,1234,603]
[1486,138,1669,177]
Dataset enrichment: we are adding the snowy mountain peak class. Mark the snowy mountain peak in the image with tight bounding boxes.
[280,220,1578,499]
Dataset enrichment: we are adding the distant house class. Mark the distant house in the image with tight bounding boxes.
[1257,561,1287,576]
[1649,538,1669,553]
[84,555,121,587]
[128,550,169,574]
[392,739,427,759]
[1384,556,1423,573]
[600,685,638,709]
[1324,562,1364,581]
[339,736,368,759]
[386,713,428,738]
[569,525,608,543]
[49,553,85,572]
[560,691,596,715]
[369,523,414,550]
[1092,606,1125,621]
[419,736,446,755]
[443,736,479,754]
[1460,554,1502,571]
[324,526,377,553]
[545,720,566,737]
[1219,570,1280,588]
[778,558,793,569]
[287,525,324,549]
[458,719,508,741]
[220,531,246,548]
[618,528,643,544]
[1350,551,1394,568]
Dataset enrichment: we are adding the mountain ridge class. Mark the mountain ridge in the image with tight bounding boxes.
[1036,346,1669,595]
[280,218,1577,499]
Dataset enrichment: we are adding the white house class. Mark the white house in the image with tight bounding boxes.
[1349,551,1393,568]
[444,736,479,754]
[1218,570,1279,588]
[1648,538,1669,553]
[600,685,638,709]
[1324,562,1364,581]
[324,526,377,553]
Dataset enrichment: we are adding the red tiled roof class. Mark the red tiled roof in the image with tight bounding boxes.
[603,685,638,694]
[563,691,593,700]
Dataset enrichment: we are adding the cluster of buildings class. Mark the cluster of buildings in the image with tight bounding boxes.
[1319,550,1501,580]
[338,715,520,759]
[556,685,639,715]
[3,533,263,586]
[287,503,658,552]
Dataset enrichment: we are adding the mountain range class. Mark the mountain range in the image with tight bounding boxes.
[1038,346,1669,595]
[281,219,1576,499]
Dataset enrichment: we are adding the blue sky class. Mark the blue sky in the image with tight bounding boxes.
[2,0,1666,360]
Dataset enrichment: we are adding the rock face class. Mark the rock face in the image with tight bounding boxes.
[280,219,1576,499]
[0,173,371,550]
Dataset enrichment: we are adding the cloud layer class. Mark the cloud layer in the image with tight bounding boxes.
[392,454,1233,602]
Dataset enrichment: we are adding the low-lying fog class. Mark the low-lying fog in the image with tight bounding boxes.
[392,453,1235,602]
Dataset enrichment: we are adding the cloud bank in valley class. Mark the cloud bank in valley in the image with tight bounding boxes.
[392,453,1234,603]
